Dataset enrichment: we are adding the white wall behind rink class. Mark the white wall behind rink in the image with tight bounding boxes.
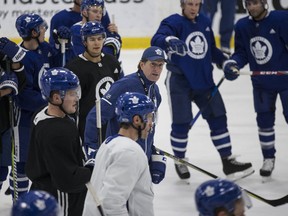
[0,0,287,47]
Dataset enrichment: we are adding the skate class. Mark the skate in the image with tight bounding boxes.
[222,155,254,181]
[175,158,190,180]
[260,158,275,183]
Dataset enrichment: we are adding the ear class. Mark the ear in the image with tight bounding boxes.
[51,92,62,104]
[139,61,145,70]
[31,29,38,37]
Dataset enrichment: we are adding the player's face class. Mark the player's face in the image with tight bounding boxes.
[85,34,105,57]
[87,6,103,22]
[141,60,165,82]
[140,113,154,139]
[246,0,267,20]
[62,88,80,114]
[182,0,201,21]
[34,23,47,43]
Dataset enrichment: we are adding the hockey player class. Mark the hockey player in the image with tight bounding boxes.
[195,178,252,216]
[2,13,72,198]
[12,190,60,216]
[0,50,26,198]
[71,0,122,59]
[223,0,288,181]
[84,46,167,184]
[83,92,155,216]
[65,20,123,142]
[151,0,254,180]
[25,68,92,216]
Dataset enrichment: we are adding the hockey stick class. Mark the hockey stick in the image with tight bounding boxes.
[6,59,18,201]
[239,70,288,76]
[86,181,106,216]
[60,39,67,67]
[96,99,102,145]
[156,147,288,207]
[189,75,225,127]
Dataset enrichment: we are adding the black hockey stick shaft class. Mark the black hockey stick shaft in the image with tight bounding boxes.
[156,147,288,207]
[189,76,225,127]
[6,59,19,201]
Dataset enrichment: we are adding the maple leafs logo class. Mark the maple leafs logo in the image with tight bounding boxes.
[250,36,272,65]
[190,36,204,54]
[252,41,267,59]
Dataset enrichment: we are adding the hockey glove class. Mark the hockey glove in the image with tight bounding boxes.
[0,71,18,96]
[165,36,188,56]
[223,60,239,81]
[84,158,95,173]
[0,37,26,63]
[86,146,97,160]
[53,26,71,49]
[150,153,167,184]
[104,35,122,57]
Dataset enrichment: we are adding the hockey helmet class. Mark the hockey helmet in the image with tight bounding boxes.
[11,190,60,216]
[180,0,204,5]
[115,92,155,124]
[81,21,106,43]
[195,179,252,216]
[80,0,106,15]
[242,0,268,9]
[15,13,48,39]
[40,67,80,100]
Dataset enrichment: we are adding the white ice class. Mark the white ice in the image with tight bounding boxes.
[1,49,288,215]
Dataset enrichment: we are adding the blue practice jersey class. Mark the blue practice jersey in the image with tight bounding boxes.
[84,70,161,160]
[231,10,288,90]
[151,13,226,90]
[15,41,66,161]
[49,8,82,47]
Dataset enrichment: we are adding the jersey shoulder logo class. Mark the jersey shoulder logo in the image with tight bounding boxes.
[250,36,272,65]
[186,31,208,59]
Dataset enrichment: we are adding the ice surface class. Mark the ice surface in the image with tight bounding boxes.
[1,50,287,215]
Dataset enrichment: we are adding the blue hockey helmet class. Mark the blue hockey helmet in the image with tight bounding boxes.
[115,92,155,124]
[81,21,106,43]
[40,67,80,100]
[195,179,252,216]
[15,13,48,39]
[11,190,60,216]
[80,0,106,15]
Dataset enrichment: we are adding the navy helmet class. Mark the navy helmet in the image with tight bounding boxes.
[115,92,155,124]
[11,190,60,216]
[15,13,48,39]
[195,179,252,216]
[80,0,106,15]
[81,21,106,43]
[40,67,80,100]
